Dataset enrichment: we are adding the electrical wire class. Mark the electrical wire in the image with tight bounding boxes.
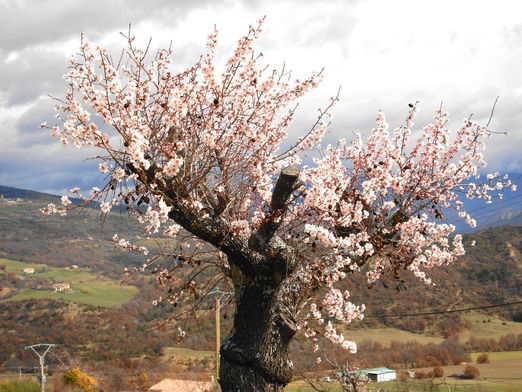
[364,300,522,318]
[444,193,522,227]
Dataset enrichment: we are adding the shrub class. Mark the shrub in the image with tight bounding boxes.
[433,366,444,377]
[62,367,98,391]
[397,371,410,381]
[415,370,428,379]
[476,353,490,364]
[462,365,480,379]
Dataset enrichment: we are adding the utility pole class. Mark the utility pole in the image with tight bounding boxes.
[208,287,231,382]
[25,344,56,392]
[215,296,220,382]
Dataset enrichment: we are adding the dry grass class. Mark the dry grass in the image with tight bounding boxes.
[459,312,522,341]
[340,326,444,346]
[335,310,522,348]
[408,351,522,392]
[286,352,522,392]
[161,347,215,369]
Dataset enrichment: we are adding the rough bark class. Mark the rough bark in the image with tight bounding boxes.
[216,166,301,391]
[219,284,297,391]
[162,166,302,391]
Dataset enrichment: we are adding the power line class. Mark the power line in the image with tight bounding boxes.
[460,193,522,215]
[460,198,522,221]
[364,300,522,318]
[456,201,521,222]
[444,194,522,223]
[445,192,522,214]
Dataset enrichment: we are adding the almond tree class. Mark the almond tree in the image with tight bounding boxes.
[41,20,515,391]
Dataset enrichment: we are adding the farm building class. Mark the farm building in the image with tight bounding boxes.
[53,283,71,292]
[365,367,396,382]
[339,367,397,383]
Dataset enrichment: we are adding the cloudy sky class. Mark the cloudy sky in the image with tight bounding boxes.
[1,0,521,199]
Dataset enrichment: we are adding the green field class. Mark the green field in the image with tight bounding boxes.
[406,351,522,392]
[286,351,522,392]
[338,311,522,347]
[158,311,522,391]
[161,347,216,375]
[460,312,522,341]
[163,347,215,361]
[0,258,138,307]
[160,347,522,391]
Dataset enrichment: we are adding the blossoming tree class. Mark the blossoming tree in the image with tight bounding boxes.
[42,20,515,391]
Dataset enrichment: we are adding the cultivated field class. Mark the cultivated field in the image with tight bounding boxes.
[460,313,522,341]
[285,351,522,391]
[338,326,445,346]
[0,258,138,307]
[339,311,522,345]
[162,347,215,361]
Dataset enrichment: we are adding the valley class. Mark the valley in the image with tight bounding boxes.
[0,185,521,390]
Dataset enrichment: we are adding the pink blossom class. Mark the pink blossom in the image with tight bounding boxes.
[61,196,72,206]
[98,163,109,173]
[113,168,125,182]
[42,21,515,356]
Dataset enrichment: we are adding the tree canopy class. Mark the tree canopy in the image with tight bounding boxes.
[41,19,516,390]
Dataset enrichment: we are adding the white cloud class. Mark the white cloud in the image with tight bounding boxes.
[0,0,521,196]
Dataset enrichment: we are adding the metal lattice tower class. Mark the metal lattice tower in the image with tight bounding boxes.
[25,344,56,392]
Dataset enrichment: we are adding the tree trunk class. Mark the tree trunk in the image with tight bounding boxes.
[219,282,296,391]
[162,166,302,391]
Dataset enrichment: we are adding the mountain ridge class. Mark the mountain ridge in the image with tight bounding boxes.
[2,183,521,232]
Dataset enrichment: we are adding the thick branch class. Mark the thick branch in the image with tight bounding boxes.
[127,162,300,282]
[249,166,300,251]
[165,197,264,281]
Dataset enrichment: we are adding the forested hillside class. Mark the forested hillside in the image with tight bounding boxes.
[340,224,522,335]
[0,188,232,371]
[0,185,521,370]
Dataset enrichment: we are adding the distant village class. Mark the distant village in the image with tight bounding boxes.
[21,264,84,293]
[0,194,23,203]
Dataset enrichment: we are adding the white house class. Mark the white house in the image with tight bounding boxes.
[365,367,396,382]
[340,367,397,383]
[53,283,71,292]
